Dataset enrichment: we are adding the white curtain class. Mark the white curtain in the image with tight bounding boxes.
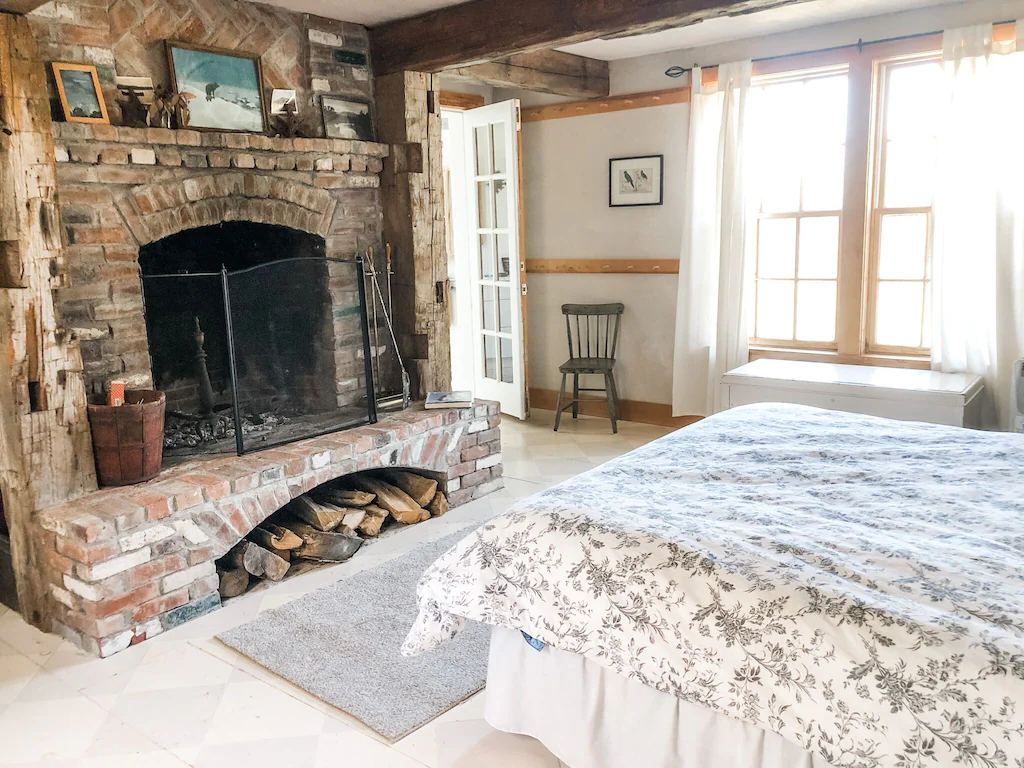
[672,61,754,417]
[931,23,1024,430]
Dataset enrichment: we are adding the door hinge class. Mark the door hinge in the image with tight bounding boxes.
[435,279,448,305]
[515,101,522,131]
[521,283,528,296]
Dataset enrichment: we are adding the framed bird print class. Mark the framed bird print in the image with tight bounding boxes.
[609,155,664,207]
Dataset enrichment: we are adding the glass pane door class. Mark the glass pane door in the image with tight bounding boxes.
[464,100,526,419]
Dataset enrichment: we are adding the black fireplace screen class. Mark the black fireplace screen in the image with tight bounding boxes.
[141,256,376,457]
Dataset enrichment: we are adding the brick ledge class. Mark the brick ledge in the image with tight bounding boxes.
[52,122,389,158]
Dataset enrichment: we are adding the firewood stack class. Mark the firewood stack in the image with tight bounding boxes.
[216,469,450,599]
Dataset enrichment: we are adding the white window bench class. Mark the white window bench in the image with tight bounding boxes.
[721,359,984,428]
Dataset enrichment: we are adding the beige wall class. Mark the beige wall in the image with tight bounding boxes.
[521,105,687,404]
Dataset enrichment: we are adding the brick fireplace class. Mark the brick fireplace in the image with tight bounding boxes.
[1,2,478,657]
[38,402,502,657]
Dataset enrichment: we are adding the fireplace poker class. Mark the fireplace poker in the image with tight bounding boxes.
[365,246,382,396]
[366,246,411,411]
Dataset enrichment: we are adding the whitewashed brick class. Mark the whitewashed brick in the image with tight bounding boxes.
[84,46,115,67]
[311,450,331,469]
[309,29,344,47]
[477,453,502,470]
[130,148,156,165]
[352,67,370,82]
[311,78,332,92]
[63,574,102,602]
[171,519,209,545]
[162,561,216,593]
[448,477,461,493]
[50,585,75,609]
[55,145,69,162]
[79,547,151,582]
[119,524,174,552]
[467,419,489,434]
[448,426,464,451]
[474,405,488,417]
[315,157,333,171]
[99,629,133,657]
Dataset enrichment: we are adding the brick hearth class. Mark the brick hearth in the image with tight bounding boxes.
[34,402,502,657]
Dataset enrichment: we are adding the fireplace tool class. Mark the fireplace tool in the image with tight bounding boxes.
[364,246,411,410]
[166,317,231,442]
[365,246,382,395]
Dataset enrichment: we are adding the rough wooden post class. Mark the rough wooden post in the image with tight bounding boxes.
[0,13,96,625]
[375,71,451,398]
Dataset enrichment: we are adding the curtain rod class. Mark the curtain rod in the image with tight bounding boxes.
[664,19,1016,78]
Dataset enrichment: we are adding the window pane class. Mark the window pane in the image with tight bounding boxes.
[883,139,936,208]
[798,216,840,279]
[474,125,491,175]
[484,335,497,380]
[756,280,795,340]
[759,155,801,213]
[492,122,507,174]
[498,286,512,333]
[802,144,845,211]
[500,337,514,383]
[481,285,496,331]
[804,76,848,144]
[758,218,797,278]
[494,178,509,229]
[875,281,924,348]
[479,234,495,280]
[796,280,837,342]
[878,214,928,280]
[496,233,511,280]
[886,62,943,141]
[476,181,493,228]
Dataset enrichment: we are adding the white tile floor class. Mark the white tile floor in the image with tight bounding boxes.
[0,411,670,768]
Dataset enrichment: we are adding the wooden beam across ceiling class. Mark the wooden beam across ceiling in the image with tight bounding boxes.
[369,0,816,75]
[444,50,610,98]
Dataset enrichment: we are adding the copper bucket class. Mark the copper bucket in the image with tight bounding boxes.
[87,390,165,487]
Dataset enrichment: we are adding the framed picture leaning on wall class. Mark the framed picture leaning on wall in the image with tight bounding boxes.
[166,42,268,133]
[52,63,109,124]
[609,155,664,207]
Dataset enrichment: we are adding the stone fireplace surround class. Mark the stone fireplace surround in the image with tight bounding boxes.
[37,401,502,657]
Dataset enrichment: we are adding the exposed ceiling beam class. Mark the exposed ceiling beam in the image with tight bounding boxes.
[369,0,816,75]
[443,50,609,99]
[0,1,49,13]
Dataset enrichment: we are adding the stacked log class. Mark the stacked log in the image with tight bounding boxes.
[216,469,450,599]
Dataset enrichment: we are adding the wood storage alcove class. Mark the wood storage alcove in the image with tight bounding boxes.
[216,468,450,598]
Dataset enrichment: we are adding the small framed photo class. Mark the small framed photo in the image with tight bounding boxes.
[609,155,664,207]
[166,42,268,133]
[270,88,297,116]
[116,76,155,105]
[321,96,375,141]
[52,63,109,124]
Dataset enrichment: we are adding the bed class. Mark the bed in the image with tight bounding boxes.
[402,403,1024,768]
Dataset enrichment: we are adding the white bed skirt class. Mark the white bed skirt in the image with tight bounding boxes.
[485,628,836,768]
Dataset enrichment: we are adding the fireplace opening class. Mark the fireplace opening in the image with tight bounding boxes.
[139,222,375,458]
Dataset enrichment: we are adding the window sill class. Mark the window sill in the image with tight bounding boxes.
[748,346,930,370]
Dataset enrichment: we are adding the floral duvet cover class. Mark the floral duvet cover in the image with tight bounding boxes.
[403,404,1024,768]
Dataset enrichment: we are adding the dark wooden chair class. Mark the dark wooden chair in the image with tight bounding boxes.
[554,303,624,434]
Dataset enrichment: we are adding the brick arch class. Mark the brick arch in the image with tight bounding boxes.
[115,172,338,247]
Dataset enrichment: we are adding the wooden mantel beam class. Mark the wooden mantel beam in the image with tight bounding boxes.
[0,1,49,13]
[443,50,610,99]
[370,0,815,75]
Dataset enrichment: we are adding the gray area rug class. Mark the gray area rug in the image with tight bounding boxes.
[217,527,489,742]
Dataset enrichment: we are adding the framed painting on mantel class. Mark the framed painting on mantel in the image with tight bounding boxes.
[609,155,664,207]
[166,42,268,133]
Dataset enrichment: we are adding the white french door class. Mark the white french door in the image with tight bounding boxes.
[463,100,527,420]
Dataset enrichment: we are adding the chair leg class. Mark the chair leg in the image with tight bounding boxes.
[554,373,568,432]
[605,372,619,434]
[572,374,580,419]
